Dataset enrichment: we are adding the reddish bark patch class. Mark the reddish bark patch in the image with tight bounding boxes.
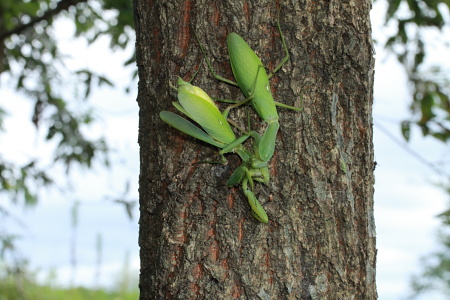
[176,0,192,58]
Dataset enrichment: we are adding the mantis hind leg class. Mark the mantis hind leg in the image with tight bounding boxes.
[195,32,238,87]
[274,93,303,112]
[270,14,303,113]
[222,94,255,118]
[267,10,290,80]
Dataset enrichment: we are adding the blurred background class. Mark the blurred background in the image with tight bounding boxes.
[1,0,449,299]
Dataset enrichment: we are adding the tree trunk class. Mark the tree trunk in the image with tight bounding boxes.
[134,0,376,299]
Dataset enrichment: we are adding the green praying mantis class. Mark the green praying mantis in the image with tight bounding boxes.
[199,19,302,162]
[160,78,270,223]
[159,16,302,223]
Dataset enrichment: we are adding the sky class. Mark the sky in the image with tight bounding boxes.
[1,1,450,299]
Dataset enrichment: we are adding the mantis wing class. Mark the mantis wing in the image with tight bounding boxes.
[227,33,278,122]
[178,88,236,145]
[227,33,265,97]
[172,101,192,119]
[160,111,224,148]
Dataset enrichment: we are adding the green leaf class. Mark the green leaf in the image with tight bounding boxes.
[419,93,435,124]
[385,0,402,22]
[401,121,411,141]
[98,75,114,87]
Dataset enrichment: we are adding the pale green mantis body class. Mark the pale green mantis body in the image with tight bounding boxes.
[160,78,271,223]
[160,78,252,161]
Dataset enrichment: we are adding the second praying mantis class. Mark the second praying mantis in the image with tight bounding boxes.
[160,78,270,223]
[198,15,303,162]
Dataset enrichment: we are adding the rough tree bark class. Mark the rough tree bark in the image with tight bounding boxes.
[135,0,376,299]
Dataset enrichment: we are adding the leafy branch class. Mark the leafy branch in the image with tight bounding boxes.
[383,0,450,142]
[0,0,87,42]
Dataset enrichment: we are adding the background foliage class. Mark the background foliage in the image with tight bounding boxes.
[383,0,450,142]
[0,0,134,207]
[380,0,450,297]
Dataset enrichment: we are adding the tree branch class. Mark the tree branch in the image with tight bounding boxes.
[0,0,88,41]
